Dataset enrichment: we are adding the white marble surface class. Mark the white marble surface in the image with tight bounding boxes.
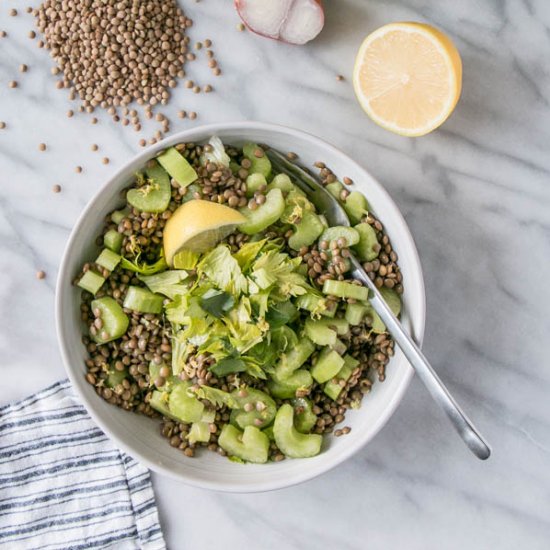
[1,0,550,548]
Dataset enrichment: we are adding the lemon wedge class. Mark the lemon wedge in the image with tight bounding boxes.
[163,200,246,265]
[353,22,462,137]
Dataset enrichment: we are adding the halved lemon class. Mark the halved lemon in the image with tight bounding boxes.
[353,22,462,137]
[163,200,246,265]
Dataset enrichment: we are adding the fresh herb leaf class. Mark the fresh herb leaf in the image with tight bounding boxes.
[193,386,238,408]
[198,245,247,295]
[200,289,235,318]
[120,255,168,275]
[209,357,247,377]
[139,270,189,299]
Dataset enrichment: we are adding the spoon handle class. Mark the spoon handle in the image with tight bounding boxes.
[352,259,491,460]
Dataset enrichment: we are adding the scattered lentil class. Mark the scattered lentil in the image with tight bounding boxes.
[36,270,46,279]
[52,184,62,193]
[8,81,18,89]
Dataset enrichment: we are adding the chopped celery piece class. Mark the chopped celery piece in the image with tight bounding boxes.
[187,422,211,444]
[311,348,345,384]
[353,223,379,261]
[288,211,325,250]
[366,288,401,333]
[229,388,277,429]
[319,226,360,247]
[343,191,370,224]
[246,173,267,197]
[380,287,401,317]
[173,249,199,269]
[77,270,105,295]
[90,296,129,343]
[123,286,164,314]
[243,143,271,179]
[201,408,216,424]
[148,362,161,385]
[322,280,369,301]
[318,318,349,335]
[267,173,294,193]
[345,302,369,325]
[95,248,121,272]
[262,425,275,441]
[273,404,322,458]
[169,382,205,423]
[201,136,230,168]
[106,367,127,388]
[325,181,344,200]
[103,230,123,253]
[180,183,201,204]
[157,147,198,187]
[111,207,129,225]
[149,391,177,419]
[332,338,347,356]
[305,318,337,346]
[274,337,315,379]
[218,424,269,463]
[295,291,329,318]
[267,369,313,399]
[292,397,317,434]
[323,355,358,400]
[265,301,298,329]
[127,163,171,213]
[239,188,285,235]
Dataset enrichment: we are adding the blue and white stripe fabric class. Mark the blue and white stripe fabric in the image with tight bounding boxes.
[0,380,166,550]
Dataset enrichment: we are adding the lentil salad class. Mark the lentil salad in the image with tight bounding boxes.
[77,138,403,463]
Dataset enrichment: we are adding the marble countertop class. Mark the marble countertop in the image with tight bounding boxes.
[1,0,549,548]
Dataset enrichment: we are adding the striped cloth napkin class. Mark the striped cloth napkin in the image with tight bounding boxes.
[0,380,166,550]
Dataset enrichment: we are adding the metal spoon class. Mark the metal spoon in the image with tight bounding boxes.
[266,149,491,460]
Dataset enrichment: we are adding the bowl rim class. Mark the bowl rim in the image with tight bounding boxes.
[56,121,426,492]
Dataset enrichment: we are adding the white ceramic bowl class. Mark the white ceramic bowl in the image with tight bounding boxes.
[56,122,425,493]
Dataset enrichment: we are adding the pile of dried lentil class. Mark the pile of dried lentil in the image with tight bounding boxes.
[80,142,402,460]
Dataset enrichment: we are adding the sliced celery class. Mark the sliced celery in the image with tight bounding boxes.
[245,173,267,197]
[295,291,329,317]
[243,143,271,179]
[345,302,369,325]
[111,207,129,225]
[127,163,171,213]
[331,338,347,356]
[318,318,349,335]
[267,369,313,399]
[218,424,270,463]
[311,348,345,384]
[322,280,369,301]
[157,147,198,187]
[288,211,325,250]
[187,421,211,444]
[169,382,205,423]
[95,248,121,272]
[150,391,176,419]
[343,191,370,224]
[319,226,360,247]
[380,287,401,316]
[325,181,344,200]
[292,397,317,434]
[273,404,322,458]
[230,160,241,175]
[77,270,105,296]
[90,296,129,344]
[229,388,277,429]
[103,230,123,253]
[106,367,127,388]
[267,173,294,194]
[274,337,316,379]
[353,223,379,261]
[323,355,358,400]
[123,286,164,314]
[305,318,337,346]
[239,188,285,235]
